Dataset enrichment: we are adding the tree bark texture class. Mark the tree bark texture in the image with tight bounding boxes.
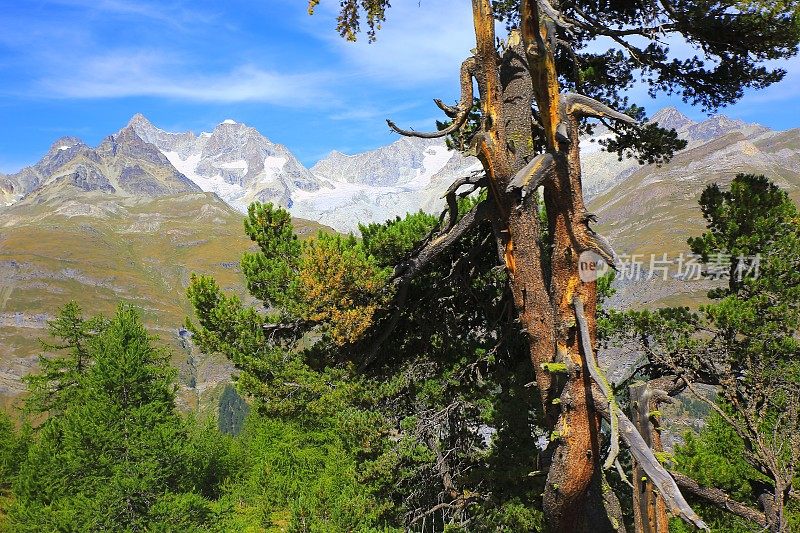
[471,1,616,529]
[630,382,671,533]
[389,1,702,530]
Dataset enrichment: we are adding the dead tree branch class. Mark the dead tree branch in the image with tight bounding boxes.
[670,471,768,528]
[562,93,638,124]
[506,152,555,196]
[388,57,476,138]
[574,296,620,470]
[573,296,709,530]
[442,171,486,230]
[393,199,491,284]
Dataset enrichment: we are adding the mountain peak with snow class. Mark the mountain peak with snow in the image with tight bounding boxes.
[128,116,321,211]
[3,107,781,234]
[119,120,481,231]
[48,136,85,154]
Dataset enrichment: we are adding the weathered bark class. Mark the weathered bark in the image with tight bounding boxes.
[520,3,610,530]
[478,0,621,529]
[629,382,671,533]
[388,0,705,529]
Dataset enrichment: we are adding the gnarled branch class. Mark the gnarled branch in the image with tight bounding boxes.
[442,171,486,230]
[388,57,476,138]
[442,171,485,199]
[394,199,491,284]
[573,296,710,530]
[358,200,492,370]
[563,93,638,125]
[670,471,768,528]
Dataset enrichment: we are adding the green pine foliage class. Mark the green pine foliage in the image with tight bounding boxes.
[8,179,797,530]
[7,304,235,532]
[0,412,31,529]
[213,414,394,532]
[187,198,545,530]
[670,414,774,532]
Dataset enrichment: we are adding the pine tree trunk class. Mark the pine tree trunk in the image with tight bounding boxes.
[469,1,622,529]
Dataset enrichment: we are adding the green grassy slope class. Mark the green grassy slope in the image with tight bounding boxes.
[589,128,800,309]
[0,192,328,412]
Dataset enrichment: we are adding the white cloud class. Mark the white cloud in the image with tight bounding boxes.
[328,101,422,122]
[33,51,335,106]
[308,0,476,86]
[47,0,218,30]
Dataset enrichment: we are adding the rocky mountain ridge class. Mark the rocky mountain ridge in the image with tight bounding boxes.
[1,127,200,208]
[3,107,780,234]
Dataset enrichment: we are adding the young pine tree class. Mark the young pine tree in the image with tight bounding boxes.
[607,175,800,532]
[10,304,225,532]
[24,301,107,417]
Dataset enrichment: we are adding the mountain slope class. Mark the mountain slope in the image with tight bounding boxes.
[128,114,323,211]
[2,108,799,402]
[590,122,800,311]
[0,191,328,410]
[1,129,200,207]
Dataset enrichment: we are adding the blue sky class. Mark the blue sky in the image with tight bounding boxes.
[1,0,799,173]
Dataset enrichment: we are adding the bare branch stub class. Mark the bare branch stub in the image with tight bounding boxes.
[505,152,555,196]
[537,0,574,33]
[574,216,620,270]
[670,470,768,528]
[562,93,638,125]
[434,98,458,118]
[387,57,476,138]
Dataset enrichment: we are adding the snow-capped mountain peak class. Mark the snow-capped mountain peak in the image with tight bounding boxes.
[127,115,321,211]
[121,115,481,232]
[298,135,480,231]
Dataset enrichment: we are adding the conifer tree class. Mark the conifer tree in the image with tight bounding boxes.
[10,304,224,531]
[302,2,799,530]
[24,301,107,416]
[608,175,800,532]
